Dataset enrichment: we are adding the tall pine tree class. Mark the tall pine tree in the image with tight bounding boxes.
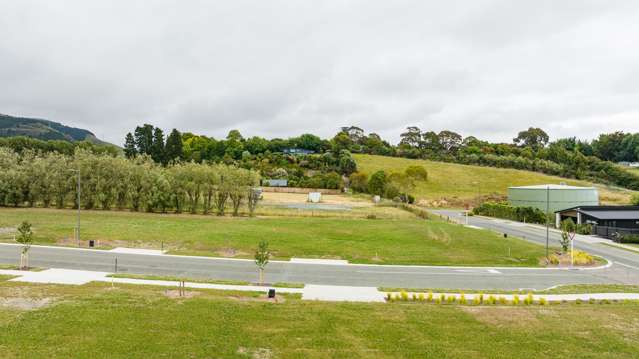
[134,124,154,155]
[123,132,137,158]
[150,127,166,164]
[165,129,184,163]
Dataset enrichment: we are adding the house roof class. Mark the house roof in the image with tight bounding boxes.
[556,205,639,219]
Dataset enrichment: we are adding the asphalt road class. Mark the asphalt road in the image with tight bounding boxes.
[432,209,639,285]
[2,209,638,290]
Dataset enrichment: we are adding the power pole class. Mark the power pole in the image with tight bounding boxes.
[545,185,549,259]
[72,168,81,246]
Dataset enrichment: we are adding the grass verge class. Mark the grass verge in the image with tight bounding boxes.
[107,273,305,288]
[0,281,638,357]
[0,208,547,266]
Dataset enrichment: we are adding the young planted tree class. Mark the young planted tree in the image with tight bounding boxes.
[16,221,33,270]
[247,188,261,217]
[560,218,576,253]
[254,240,270,285]
[213,165,230,216]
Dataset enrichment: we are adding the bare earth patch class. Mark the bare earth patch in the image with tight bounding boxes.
[229,294,287,303]
[0,297,55,310]
[0,227,16,235]
[237,347,273,359]
[163,290,201,299]
[462,307,542,327]
[261,192,371,207]
[216,248,250,258]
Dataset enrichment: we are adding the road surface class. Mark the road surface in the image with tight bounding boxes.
[0,211,637,290]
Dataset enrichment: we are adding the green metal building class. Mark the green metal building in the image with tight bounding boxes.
[507,184,599,213]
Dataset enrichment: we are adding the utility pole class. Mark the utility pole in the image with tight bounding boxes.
[545,185,550,259]
[71,168,81,246]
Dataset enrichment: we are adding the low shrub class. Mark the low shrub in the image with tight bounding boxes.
[427,291,433,302]
[400,290,409,301]
[576,299,583,305]
[575,223,592,235]
[488,295,497,305]
[539,297,547,306]
[588,298,596,304]
[512,295,520,305]
[365,214,377,220]
[572,250,594,265]
[440,294,446,303]
[397,203,430,219]
[472,202,547,224]
[460,293,467,305]
[412,293,418,301]
[498,296,507,305]
[447,295,456,304]
[548,254,560,265]
[475,293,484,305]
[524,293,534,305]
[386,293,393,302]
[618,234,639,244]
[435,297,441,304]
[418,293,425,302]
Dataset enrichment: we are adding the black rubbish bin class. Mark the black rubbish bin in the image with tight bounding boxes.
[89,240,95,247]
[268,289,276,298]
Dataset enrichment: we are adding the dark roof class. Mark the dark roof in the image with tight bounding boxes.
[555,205,639,214]
[556,205,639,220]
[579,210,639,220]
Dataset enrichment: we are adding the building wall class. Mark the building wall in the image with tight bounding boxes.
[508,187,599,213]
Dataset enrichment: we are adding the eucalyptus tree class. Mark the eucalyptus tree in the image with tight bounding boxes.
[213,164,231,216]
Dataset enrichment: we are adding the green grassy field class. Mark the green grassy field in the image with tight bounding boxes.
[0,207,546,266]
[0,281,637,358]
[354,154,636,205]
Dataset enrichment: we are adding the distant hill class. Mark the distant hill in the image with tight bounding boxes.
[0,113,110,145]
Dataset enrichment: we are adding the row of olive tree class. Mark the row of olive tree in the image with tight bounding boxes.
[0,147,261,216]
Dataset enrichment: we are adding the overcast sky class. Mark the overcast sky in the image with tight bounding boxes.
[1,0,639,145]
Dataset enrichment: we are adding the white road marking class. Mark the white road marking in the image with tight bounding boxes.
[615,262,639,271]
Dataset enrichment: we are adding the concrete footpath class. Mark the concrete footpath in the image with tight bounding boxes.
[2,268,639,303]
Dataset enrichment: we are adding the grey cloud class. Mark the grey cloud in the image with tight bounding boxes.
[1,0,639,145]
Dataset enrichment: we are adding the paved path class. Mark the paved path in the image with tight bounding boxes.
[2,268,637,303]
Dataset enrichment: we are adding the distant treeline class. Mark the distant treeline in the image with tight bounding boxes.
[122,124,639,192]
[123,124,356,190]
[0,147,261,216]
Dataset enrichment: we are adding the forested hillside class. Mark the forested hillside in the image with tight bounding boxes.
[0,113,109,144]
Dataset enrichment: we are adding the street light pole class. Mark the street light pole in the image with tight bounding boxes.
[77,168,81,246]
[545,185,550,259]
[71,168,81,246]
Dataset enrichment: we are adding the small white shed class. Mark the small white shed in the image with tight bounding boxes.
[308,192,322,203]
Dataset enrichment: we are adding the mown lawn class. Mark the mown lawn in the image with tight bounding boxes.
[354,154,636,204]
[0,208,545,266]
[0,281,637,358]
